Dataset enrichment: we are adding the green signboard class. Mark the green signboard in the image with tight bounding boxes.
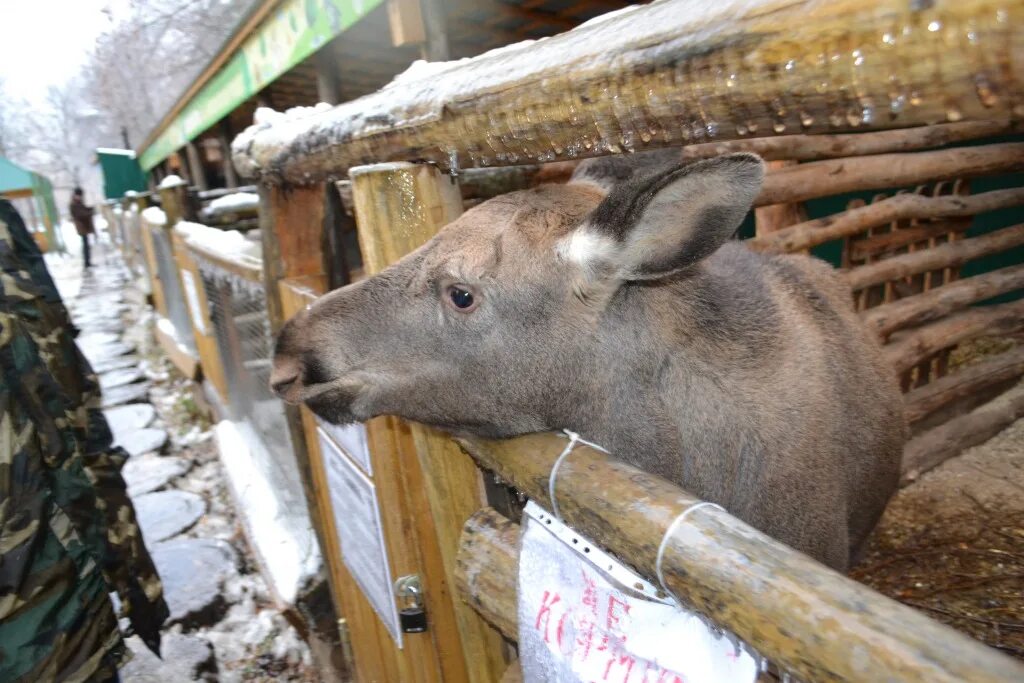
[97,148,148,199]
[139,0,384,171]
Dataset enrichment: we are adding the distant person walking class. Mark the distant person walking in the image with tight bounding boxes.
[69,187,95,268]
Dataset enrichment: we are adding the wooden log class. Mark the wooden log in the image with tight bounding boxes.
[847,223,1024,291]
[678,121,1019,162]
[454,508,520,641]
[232,0,1024,184]
[883,299,1024,375]
[901,380,1024,485]
[454,433,1024,682]
[904,345,1024,425]
[849,218,971,261]
[750,188,1024,254]
[863,264,1024,338]
[755,143,1024,207]
[349,161,508,683]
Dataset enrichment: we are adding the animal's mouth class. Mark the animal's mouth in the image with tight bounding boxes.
[305,386,362,425]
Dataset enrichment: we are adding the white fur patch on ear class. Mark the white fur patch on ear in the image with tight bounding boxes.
[556,225,617,270]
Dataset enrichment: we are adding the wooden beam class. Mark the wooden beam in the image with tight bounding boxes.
[454,433,1024,682]
[678,121,1019,162]
[755,143,1024,207]
[904,345,1024,425]
[349,161,507,683]
[751,188,1024,254]
[902,380,1024,485]
[846,222,1024,291]
[883,299,1024,375]
[232,0,1024,184]
[863,264,1024,339]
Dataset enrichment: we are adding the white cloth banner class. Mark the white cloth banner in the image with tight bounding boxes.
[518,503,757,683]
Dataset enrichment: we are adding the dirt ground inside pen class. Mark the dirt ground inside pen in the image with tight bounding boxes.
[854,375,1024,658]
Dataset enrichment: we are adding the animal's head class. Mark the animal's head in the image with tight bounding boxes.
[270,153,764,436]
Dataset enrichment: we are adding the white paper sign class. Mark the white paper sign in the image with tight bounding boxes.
[518,502,756,683]
[316,417,372,475]
[180,269,207,335]
[318,428,402,646]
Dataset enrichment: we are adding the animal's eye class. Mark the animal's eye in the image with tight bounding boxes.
[445,285,477,312]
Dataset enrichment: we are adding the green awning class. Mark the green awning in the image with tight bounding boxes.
[0,156,63,252]
[139,0,384,171]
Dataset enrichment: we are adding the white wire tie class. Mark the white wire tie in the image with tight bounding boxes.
[655,501,725,606]
[548,429,607,521]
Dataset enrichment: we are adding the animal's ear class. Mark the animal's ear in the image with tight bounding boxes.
[559,153,764,281]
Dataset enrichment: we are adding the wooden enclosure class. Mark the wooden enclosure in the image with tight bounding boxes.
[202,0,1024,680]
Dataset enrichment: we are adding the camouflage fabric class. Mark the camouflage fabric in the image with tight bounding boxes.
[0,200,168,681]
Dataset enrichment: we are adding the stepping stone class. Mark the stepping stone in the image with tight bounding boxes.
[119,633,217,683]
[150,538,238,627]
[90,354,139,374]
[99,367,144,390]
[122,454,190,496]
[116,427,168,456]
[76,331,120,347]
[134,490,206,543]
[101,381,150,408]
[104,403,155,438]
[82,341,135,364]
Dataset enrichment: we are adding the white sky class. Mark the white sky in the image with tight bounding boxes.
[0,0,128,103]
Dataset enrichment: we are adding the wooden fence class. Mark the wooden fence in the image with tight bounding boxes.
[176,0,1024,680]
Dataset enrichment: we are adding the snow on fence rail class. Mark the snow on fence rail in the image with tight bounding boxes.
[232,0,1023,184]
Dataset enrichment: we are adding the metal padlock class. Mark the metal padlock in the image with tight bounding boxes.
[395,575,428,634]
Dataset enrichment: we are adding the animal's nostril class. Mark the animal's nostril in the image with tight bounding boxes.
[270,373,299,397]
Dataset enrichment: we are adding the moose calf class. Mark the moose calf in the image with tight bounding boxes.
[271,152,905,570]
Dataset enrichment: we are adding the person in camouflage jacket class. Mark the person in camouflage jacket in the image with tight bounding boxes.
[0,199,169,681]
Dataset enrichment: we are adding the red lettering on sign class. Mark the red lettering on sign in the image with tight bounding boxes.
[535,590,562,645]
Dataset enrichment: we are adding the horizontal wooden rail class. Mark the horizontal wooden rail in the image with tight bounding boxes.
[846,222,1024,291]
[184,241,264,283]
[863,263,1024,338]
[751,187,1024,253]
[904,345,1024,425]
[678,121,1020,162]
[755,143,1024,207]
[232,0,1024,184]
[902,380,1024,484]
[848,217,972,261]
[455,433,1024,682]
[883,299,1024,374]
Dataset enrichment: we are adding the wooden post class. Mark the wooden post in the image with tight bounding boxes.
[314,47,342,106]
[418,0,449,61]
[349,162,508,683]
[219,120,240,188]
[258,182,356,681]
[185,140,209,191]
